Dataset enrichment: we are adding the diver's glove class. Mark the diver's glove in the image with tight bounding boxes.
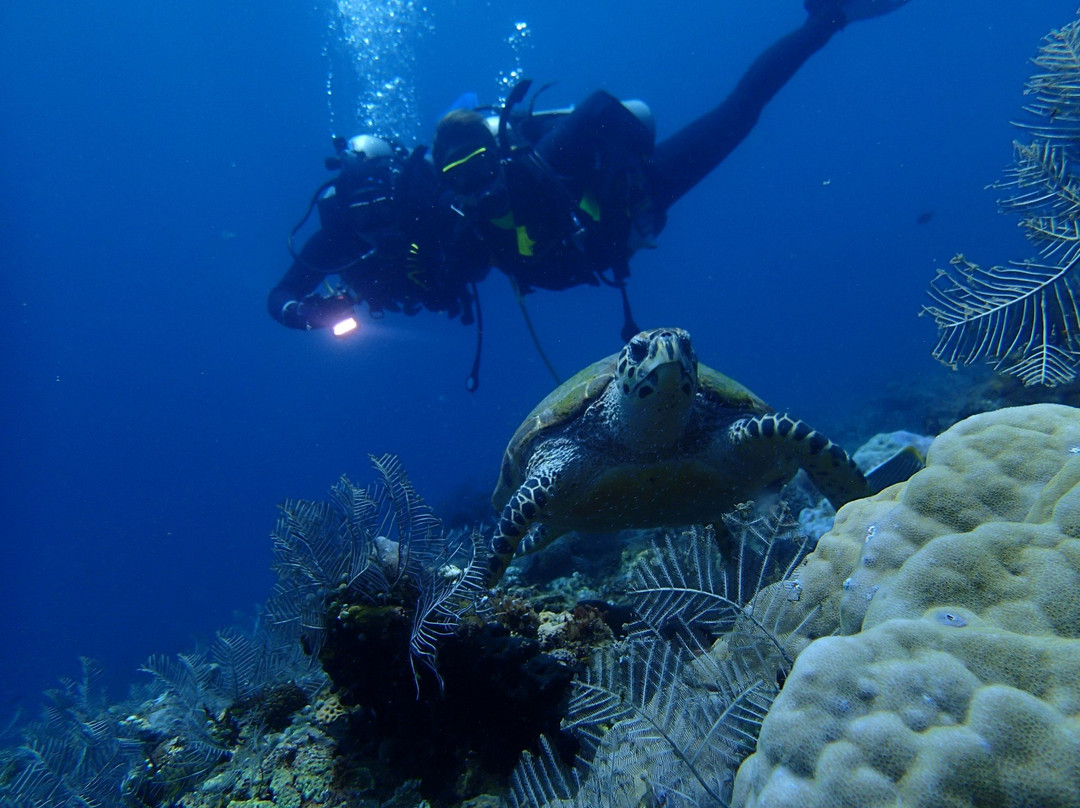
[284,293,356,330]
[805,0,911,23]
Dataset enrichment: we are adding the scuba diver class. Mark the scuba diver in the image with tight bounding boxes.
[269,0,911,381]
[431,0,912,341]
[433,92,658,343]
[268,134,488,333]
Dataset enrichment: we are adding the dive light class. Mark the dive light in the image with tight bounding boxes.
[332,316,359,337]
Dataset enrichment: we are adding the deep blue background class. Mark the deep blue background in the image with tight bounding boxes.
[3,0,1074,708]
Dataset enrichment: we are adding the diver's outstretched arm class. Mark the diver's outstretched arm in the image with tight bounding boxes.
[268,229,358,328]
[649,0,910,211]
[812,0,911,23]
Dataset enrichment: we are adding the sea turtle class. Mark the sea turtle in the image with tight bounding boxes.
[487,327,914,585]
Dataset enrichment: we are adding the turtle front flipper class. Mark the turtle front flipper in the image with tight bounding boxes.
[730,413,872,510]
[487,474,558,585]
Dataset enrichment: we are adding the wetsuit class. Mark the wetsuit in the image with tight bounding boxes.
[447,6,849,295]
[467,90,657,295]
[269,150,488,329]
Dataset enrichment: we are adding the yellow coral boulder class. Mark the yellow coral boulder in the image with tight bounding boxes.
[734,404,1080,808]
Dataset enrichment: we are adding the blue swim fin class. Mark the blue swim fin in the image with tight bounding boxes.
[439,91,479,121]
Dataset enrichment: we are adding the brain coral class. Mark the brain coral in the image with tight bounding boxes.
[734,404,1080,808]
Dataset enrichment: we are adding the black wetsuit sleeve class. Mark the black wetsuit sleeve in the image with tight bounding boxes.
[649,9,845,211]
[267,228,358,327]
[268,262,321,327]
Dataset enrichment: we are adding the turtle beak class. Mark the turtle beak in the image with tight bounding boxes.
[652,361,687,394]
[632,357,696,402]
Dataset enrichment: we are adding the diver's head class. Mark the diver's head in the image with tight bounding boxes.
[345,134,394,161]
[434,109,500,195]
[332,134,401,236]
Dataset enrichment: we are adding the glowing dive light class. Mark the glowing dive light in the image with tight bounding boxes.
[332,316,359,337]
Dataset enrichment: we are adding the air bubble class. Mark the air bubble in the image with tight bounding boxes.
[326,0,433,143]
[497,20,534,103]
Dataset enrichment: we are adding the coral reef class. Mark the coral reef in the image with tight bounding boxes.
[0,623,325,808]
[318,610,574,806]
[0,659,138,808]
[180,720,339,808]
[259,454,571,805]
[0,454,486,808]
[734,403,1080,807]
[23,428,1050,808]
[264,454,489,686]
[508,505,813,808]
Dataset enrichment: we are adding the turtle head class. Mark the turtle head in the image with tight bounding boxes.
[612,328,699,451]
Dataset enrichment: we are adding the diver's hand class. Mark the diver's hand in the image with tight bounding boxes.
[806,0,911,23]
[295,293,356,330]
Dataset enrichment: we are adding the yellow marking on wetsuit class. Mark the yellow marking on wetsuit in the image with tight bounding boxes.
[579,191,601,222]
[406,243,428,287]
[516,226,535,256]
[487,210,534,256]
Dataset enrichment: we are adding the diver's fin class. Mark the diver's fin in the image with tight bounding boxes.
[866,445,924,494]
[439,91,479,121]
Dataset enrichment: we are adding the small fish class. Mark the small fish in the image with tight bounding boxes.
[916,211,934,225]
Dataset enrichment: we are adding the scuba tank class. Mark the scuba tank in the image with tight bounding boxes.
[480,82,655,159]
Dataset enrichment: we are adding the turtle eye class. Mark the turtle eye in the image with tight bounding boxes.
[629,340,649,363]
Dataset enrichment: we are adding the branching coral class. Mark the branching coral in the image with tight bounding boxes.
[508,505,813,808]
[264,453,488,690]
[0,659,135,808]
[924,10,1080,386]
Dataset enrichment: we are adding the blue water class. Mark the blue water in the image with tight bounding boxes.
[3,0,1073,711]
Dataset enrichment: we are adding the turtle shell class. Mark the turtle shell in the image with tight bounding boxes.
[492,349,771,511]
[696,362,770,413]
[493,353,619,510]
